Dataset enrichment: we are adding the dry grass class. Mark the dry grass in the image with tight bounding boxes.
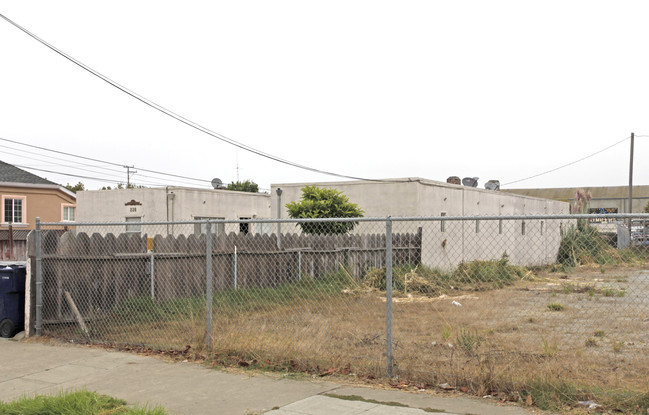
[43,264,649,412]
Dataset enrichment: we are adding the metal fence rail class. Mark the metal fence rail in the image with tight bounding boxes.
[28,214,649,393]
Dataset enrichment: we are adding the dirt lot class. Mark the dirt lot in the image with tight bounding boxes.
[44,264,649,396]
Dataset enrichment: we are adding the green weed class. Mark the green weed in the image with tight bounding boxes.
[0,389,166,414]
[540,336,558,357]
[601,287,625,297]
[456,327,483,356]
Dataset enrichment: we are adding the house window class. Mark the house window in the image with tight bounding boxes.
[125,217,142,234]
[194,217,225,236]
[62,205,76,221]
[3,196,25,224]
[239,217,251,235]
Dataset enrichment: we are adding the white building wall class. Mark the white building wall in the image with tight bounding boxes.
[76,187,271,236]
[270,178,571,268]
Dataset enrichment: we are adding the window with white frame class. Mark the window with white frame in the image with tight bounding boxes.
[62,205,76,221]
[3,196,25,224]
[194,217,225,236]
[125,217,142,234]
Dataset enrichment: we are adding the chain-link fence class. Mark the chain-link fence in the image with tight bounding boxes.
[28,214,649,396]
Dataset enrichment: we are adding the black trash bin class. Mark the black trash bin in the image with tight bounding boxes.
[0,264,26,338]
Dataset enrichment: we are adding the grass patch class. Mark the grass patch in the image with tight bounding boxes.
[524,378,649,413]
[555,283,625,298]
[546,303,564,312]
[541,336,559,357]
[601,287,626,297]
[456,327,484,357]
[0,390,166,415]
[363,254,528,295]
[112,270,352,323]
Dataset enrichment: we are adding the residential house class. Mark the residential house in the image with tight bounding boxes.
[0,160,76,261]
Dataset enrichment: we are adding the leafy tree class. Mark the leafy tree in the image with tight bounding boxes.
[227,180,259,193]
[286,185,364,235]
[64,182,86,193]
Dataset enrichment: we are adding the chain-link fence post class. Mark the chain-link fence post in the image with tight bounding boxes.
[276,188,282,249]
[205,220,213,349]
[35,217,42,336]
[386,216,394,378]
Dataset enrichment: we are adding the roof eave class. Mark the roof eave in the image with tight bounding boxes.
[0,181,76,199]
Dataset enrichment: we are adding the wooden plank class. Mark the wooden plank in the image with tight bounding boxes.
[64,290,90,340]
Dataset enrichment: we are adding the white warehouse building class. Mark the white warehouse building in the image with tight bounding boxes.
[271,178,571,268]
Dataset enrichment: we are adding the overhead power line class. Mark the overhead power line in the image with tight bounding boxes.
[0,13,377,182]
[13,163,209,188]
[0,136,210,184]
[0,141,210,187]
[13,164,129,184]
[502,136,631,187]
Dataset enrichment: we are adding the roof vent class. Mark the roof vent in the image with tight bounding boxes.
[485,180,500,191]
[462,177,479,187]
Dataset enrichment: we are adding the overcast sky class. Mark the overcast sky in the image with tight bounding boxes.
[1,1,647,192]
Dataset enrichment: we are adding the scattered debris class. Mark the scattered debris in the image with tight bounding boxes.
[452,300,462,307]
[438,383,455,391]
[319,367,336,377]
[578,400,601,409]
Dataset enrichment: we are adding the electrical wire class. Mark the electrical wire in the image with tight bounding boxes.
[12,164,130,184]
[0,143,126,174]
[0,13,379,182]
[0,149,127,180]
[0,137,210,183]
[0,143,214,187]
[502,136,631,187]
[12,163,206,188]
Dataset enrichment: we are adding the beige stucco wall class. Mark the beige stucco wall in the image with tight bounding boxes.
[76,187,271,236]
[0,184,76,231]
[270,178,571,268]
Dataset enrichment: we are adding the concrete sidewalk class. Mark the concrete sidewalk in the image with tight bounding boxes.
[0,337,541,415]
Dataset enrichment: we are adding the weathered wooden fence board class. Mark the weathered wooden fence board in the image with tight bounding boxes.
[33,228,422,322]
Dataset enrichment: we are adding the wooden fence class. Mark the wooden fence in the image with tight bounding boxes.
[32,229,422,324]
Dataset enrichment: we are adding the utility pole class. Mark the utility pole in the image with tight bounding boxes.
[125,165,137,188]
[234,154,242,182]
[628,132,635,243]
